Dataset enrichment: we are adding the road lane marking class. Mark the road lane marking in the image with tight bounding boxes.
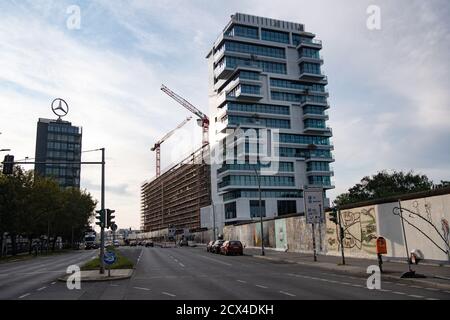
[410,285,422,289]
[237,280,247,284]
[162,292,176,297]
[18,293,30,299]
[51,282,56,285]
[425,288,439,291]
[179,263,185,267]
[409,295,424,299]
[37,286,47,291]
[392,291,406,295]
[198,255,232,266]
[426,298,439,300]
[379,289,391,292]
[279,291,296,297]
[133,287,150,291]
[256,285,268,289]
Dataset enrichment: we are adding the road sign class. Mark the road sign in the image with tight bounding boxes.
[304,188,324,224]
[103,251,116,265]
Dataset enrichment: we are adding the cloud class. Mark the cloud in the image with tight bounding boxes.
[0,0,449,228]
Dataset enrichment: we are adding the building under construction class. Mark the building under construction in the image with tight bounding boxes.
[140,145,211,233]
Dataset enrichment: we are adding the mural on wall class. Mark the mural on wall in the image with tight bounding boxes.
[326,206,377,255]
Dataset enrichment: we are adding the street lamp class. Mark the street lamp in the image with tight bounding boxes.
[254,167,265,256]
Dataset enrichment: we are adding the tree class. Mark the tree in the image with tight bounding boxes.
[0,166,97,256]
[434,180,450,189]
[335,170,434,206]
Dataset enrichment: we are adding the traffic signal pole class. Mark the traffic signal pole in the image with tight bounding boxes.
[100,148,105,274]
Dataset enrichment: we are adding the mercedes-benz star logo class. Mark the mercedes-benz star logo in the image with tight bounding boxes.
[51,98,69,118]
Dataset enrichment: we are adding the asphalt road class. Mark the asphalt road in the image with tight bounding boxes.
[3,246,450,300]
[0,250,98,300]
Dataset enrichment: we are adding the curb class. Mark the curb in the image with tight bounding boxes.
[57,269,134,283]
[252,255,450,291]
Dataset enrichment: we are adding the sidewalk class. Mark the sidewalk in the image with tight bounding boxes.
[244,247,450,290]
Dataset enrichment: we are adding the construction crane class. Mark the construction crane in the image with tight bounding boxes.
[161,84,210,146]
[151,116,192,177]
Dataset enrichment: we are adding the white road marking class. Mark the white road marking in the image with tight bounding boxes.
[392,291,406,295]
[256,285,268,289]
[279,291,296,297]
[236,280,247,284]
[51,282,56,285]
[179,263,185,267]
[425,287,439,291]
[18,293,30,299]
[396,283,407,286]
[133,287,150,291]
[409,294,424,299]
[411,285,422,289]
[380,289,391,292]
[426,298,440,300]
[162,291,176,297]
[37,286,47,291]
[198,255,232,266]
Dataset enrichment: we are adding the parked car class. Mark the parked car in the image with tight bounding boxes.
[145,241,154,247]
[206,241,214,252]
[220,240,244,256]
[211,240,225,254]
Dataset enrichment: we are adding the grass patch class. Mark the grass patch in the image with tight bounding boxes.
[81,247,134,270]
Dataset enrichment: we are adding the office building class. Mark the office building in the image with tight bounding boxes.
[34,118,82,188]
[206,13,334,225]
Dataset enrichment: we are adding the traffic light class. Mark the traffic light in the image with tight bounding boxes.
[2,155,14,175]
[329,207,338,224]
[95,209,105,228]
[106,209,115,229]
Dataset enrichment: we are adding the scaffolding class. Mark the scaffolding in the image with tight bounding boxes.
[140,145,211,232]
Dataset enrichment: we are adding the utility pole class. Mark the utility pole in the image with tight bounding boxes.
[254,168,265,256]
[212,203,217,241]
[99,148,106,274]
[337,207,346,265]
[399,200,414,276]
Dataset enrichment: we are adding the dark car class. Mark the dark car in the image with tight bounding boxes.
[206,240,214,252]
[211,240,225,254]
[145,241,154,247]
[220,240,244,256]
[178,239,188,247]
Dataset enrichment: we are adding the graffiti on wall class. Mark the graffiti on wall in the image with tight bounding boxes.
[327,207,377,255]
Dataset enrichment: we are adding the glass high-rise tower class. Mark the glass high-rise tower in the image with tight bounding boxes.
[207,13,334,226]
[34,118,82,188]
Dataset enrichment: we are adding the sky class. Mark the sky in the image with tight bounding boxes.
[0,0,449,230]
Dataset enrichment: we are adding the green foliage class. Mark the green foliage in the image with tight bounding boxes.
[335,170,434,206]
[0,166,97,253]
